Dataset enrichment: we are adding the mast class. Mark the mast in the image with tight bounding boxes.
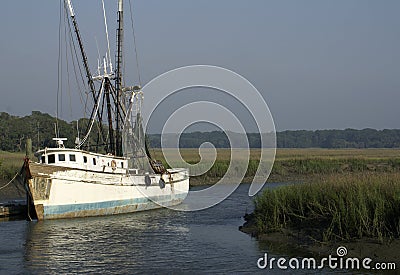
[105,79,115,154]
[64,0,129,156]
[65,0,107,152]
[115,0,124,156]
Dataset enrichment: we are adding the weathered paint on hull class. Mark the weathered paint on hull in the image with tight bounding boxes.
[26,162,189,220]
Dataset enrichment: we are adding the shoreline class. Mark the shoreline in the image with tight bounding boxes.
[239,218,400,263]
[0,179,25,202]
[239,172,400,264]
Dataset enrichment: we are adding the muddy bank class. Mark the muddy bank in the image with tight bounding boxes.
[240,213,400,264]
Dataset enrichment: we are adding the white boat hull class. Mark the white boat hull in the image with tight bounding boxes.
[25,162,189,220]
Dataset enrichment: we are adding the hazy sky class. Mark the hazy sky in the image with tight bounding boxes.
[0,0,399,131]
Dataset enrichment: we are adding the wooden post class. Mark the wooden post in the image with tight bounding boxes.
[26,138,32,159]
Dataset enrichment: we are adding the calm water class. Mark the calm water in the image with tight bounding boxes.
[0,183,339,274]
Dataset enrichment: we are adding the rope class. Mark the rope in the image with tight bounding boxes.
[128,0,142,87]
[0,172,20,191]
[76,79,106,148]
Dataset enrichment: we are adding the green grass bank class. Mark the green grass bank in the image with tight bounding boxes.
[248,173,400,243]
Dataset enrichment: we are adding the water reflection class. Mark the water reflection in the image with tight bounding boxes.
[24,210,191,274]
[0,220,27,275]
[0,183,327,274]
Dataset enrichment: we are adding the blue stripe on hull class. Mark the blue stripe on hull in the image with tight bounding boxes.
[43,194,186,219]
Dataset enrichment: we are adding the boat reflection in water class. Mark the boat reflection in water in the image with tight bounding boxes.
[24,209,190,274]
[19,184,306,274]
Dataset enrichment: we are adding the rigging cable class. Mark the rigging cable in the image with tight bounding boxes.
[76,79,106,148]
[64,1,90,119]
[128,0,142,87]
[128,0,150,158]
[64,5,73,120]
[56,0,63,138]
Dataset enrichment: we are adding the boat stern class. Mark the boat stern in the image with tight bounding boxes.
[22,160,57,220]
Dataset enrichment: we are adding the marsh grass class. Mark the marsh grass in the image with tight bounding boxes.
[253,173,400,242]
[0,151,25,181]
[152,148,400,162]
[152,148,400,181]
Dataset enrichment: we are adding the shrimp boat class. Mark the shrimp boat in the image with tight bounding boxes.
[21,0,189,220]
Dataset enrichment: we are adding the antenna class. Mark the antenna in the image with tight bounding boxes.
[102,0,113,73]
[75,120,80,147]
[37,122,40,150]
[54,123,58,139]
[95,36,101,76]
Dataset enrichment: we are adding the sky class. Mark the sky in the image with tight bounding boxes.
[0,0,399,132]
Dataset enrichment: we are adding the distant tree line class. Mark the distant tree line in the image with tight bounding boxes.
[147,129,400,149]
[0,111,102,153]
[276,129,400,148]
[1,111,400,152]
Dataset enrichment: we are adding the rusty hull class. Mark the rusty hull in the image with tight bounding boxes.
[24,162,188,220]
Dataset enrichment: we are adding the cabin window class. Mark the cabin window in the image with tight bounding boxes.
[93,158,97,165]
[41,156,45,163]
[69,154,76,162]
[121,162,124,168]
[58,154,65,161]
[48,154,55,164]
[130,169,138,175]
[83,156,87,163]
